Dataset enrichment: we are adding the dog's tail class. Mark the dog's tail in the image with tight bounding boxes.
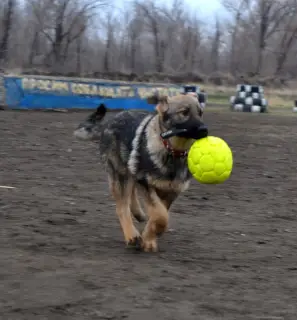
[73,103,107,141]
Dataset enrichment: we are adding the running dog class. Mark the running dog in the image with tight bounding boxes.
[73,94,208,252]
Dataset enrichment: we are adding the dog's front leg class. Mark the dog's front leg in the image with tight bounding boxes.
[141,190,168,252]
[108,176,142,248]
[130,185,146,222]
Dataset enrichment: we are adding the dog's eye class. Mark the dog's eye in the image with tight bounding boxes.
[181,109,189,116]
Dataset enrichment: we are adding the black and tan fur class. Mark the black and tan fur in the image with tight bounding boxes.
[73,94,208,252]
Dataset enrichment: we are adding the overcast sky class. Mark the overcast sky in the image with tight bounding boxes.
[185,0,224,16]
[113,0,227,25]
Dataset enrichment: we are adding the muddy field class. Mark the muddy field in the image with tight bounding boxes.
[1,109,297,320]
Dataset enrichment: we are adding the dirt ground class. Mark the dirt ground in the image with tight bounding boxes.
[1,109,297,320]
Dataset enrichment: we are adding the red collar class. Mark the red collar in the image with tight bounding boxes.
[161,138,188,158]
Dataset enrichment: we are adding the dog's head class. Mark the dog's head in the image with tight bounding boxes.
[73,104,107,141]
[147,94,208,141]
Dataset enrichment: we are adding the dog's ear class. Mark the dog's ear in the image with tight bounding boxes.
[146,94,168,114]
[155,95,169,114]
[147,94,159,105]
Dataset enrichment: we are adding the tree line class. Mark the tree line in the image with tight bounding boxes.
[0,0,297,87]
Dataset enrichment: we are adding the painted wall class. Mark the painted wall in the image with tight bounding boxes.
[3,75,182,110]
[0,74,5,107]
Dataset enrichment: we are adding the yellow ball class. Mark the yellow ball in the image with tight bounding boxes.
[187,136,233,184]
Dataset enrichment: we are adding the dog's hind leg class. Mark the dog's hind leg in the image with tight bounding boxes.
[130,185,146,222]
[141,189,169,252]
[108,171,142,248]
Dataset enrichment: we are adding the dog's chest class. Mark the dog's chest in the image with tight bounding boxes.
[125,114,191,193]
[138,150,191,192]
[156,157,191,189]
[163,156,190,180]
[146,166,191,193]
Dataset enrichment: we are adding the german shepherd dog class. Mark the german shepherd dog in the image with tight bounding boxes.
[73,94,208,252]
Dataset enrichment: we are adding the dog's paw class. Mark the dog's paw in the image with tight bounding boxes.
[142,238,158,252]
[126,236,143,250]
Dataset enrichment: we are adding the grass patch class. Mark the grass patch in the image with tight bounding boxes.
[207,93,230,105]
[207,104,297,117]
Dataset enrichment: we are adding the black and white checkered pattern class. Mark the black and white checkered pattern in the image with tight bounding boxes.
[181,85,207,110]
[230,84,267,113]
[293,100,297,112]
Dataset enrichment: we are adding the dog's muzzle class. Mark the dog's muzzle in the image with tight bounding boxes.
[160,124,208,140]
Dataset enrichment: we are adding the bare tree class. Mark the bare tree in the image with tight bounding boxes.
[1,0,297,84]
[102,11,115,72]
[28,0,106,71]
[0,0,16,64]
[254,0,292,74]
[210,17,222,72]
[273,0,297,74]
[127,6,144,73]
[136,0,168,73]
[222,0,251,74]
[180,21,201,72]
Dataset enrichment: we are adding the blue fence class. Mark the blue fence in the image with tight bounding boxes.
[0,74,4,107]
[2,75,182,111]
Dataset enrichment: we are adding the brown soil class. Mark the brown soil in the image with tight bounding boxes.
[1,110,297,320]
